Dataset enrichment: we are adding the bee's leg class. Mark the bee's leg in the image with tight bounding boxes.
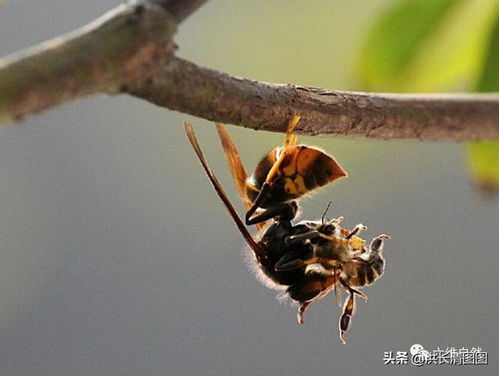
[246,201,297,226]
[297,301,312,324]
[370,234,391,253]
[340,278,368,301]
[304,263,331,276]
[345,224,367,240]
[351,248,386,287]
[332,268,343,307]
[284,230,321,246]
[339,288,355,344]
[348,234,389,282]
[333,280,342,307]
[287,277,326,324]
[348,286,368,301]
[352,234,389,261]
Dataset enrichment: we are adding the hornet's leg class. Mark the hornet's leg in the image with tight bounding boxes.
[245,116,300,225]
[275,250,308,272]
[284,114,300,147]
[245,182,272,225]
[275,256,321,272]
[246,201,297,226]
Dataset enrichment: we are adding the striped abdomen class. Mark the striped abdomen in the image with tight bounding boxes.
[246,145,347,207]
[342,256,385,287]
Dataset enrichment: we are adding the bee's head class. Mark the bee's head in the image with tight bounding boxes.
[318,218,343,237]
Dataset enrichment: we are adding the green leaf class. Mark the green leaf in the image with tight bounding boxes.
[358,0,499,196]
[476,14,499,91]
[472,15,499,195]
[358,0,457,90]
[467,142,499,196]
[357,0,499,92]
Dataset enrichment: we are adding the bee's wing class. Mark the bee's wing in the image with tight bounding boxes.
[334,279,342,307]
[184,122,266,262]
[215,123,251,209]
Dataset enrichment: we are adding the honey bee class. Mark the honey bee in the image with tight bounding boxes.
[215,115,347,228]
[184,121,389,343]
[277,216,390,343]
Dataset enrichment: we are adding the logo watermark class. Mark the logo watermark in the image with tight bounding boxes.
[383,344,488,367]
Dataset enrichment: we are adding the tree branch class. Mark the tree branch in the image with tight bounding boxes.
[0,0,498,141]
[0,1,177,123]
[128,57,499,141]
[0,0,208,124]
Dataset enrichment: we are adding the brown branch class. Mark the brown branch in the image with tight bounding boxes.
[0,1,178,123]
[0,0,498,141]
[128,57,499,141]
[0,0,208,124]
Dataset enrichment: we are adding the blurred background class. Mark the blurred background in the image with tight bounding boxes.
[0,0,498,375]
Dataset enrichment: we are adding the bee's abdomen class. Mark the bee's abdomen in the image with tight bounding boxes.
[287,275,336,302]
[344,257,385,287]
[371,257,384,278]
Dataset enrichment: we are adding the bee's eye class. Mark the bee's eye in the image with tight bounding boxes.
[323,224,335,235]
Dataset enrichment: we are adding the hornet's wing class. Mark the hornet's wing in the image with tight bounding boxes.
[215,123,251,209]
[216,123,266,231]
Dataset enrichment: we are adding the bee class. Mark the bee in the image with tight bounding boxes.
[184,121,389,343]
[277,216,390,343]
[215,115,347,228]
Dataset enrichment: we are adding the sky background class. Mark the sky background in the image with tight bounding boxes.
[0,1,498,375]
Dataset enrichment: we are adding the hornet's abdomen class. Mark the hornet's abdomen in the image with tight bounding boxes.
[246,145,347,207]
